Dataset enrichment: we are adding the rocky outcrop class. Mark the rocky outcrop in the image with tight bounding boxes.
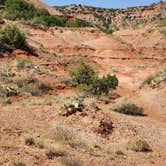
[55,2,166,30]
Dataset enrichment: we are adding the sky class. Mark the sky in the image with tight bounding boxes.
[42,0,164,8]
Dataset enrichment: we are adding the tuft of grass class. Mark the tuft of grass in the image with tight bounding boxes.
[127,140,151,152]
[46,143,67,159]
[61,157,82,166]
[0,97,12,106]
[15,76,52,96]
[141,69,166,88]
[14,161,26,166]
[24,136,35,146]
[52,124,88,149]
[112,97,143,116]
[115,150,124,155]
[17,58,33,70]
[156,21,166,27]
[0,65,15,83]
[35,138,46,149]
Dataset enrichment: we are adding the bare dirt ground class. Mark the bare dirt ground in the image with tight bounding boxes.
[0,24,166,166]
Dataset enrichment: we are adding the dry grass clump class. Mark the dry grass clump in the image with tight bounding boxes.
[24,135,67,158]
[141,69,166,88]
[24,136,35,146]
[52,124,88,149]
[112,97,143,116]
[61,157,82,166]
[13,161,26,166]
[15,75,52,96]
[115,150,124,155]
[45,143,67,159]
[17,58,33,70]
[127,139,151,152]
[83,96,98,109]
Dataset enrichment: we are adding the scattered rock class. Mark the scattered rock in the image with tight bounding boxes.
[12,49,29,58]
[97,117,113,137]
[109,92,121,100]
[55,83,66,90]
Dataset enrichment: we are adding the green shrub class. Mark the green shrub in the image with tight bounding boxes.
[127,140,151,152]
[70,63,97,86]
[69,63,118,96]
[30,15,67,27]
[0,25,28,51]
[112,97,143,116]
[65,19,92,28]
[85,74,118,96]
[4,0,37,20]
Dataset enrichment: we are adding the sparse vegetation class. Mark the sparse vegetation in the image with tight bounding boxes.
[55,2,164,31]
[112,97,143,116]
[127,140,151,152]
[52,124,88,149]
[25,136,35,146]
[115,150,124,155]
[14,161,26,166]
[156,20,166,27]
[15,76,52,96]
[141,69,166,88]
[24,135,67,159]
[46,143,66,159]
[68,63,118,96]
[0,65,15,83]
[17,58,33,70]
[61,157,82,166]
[0,61,52,99]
